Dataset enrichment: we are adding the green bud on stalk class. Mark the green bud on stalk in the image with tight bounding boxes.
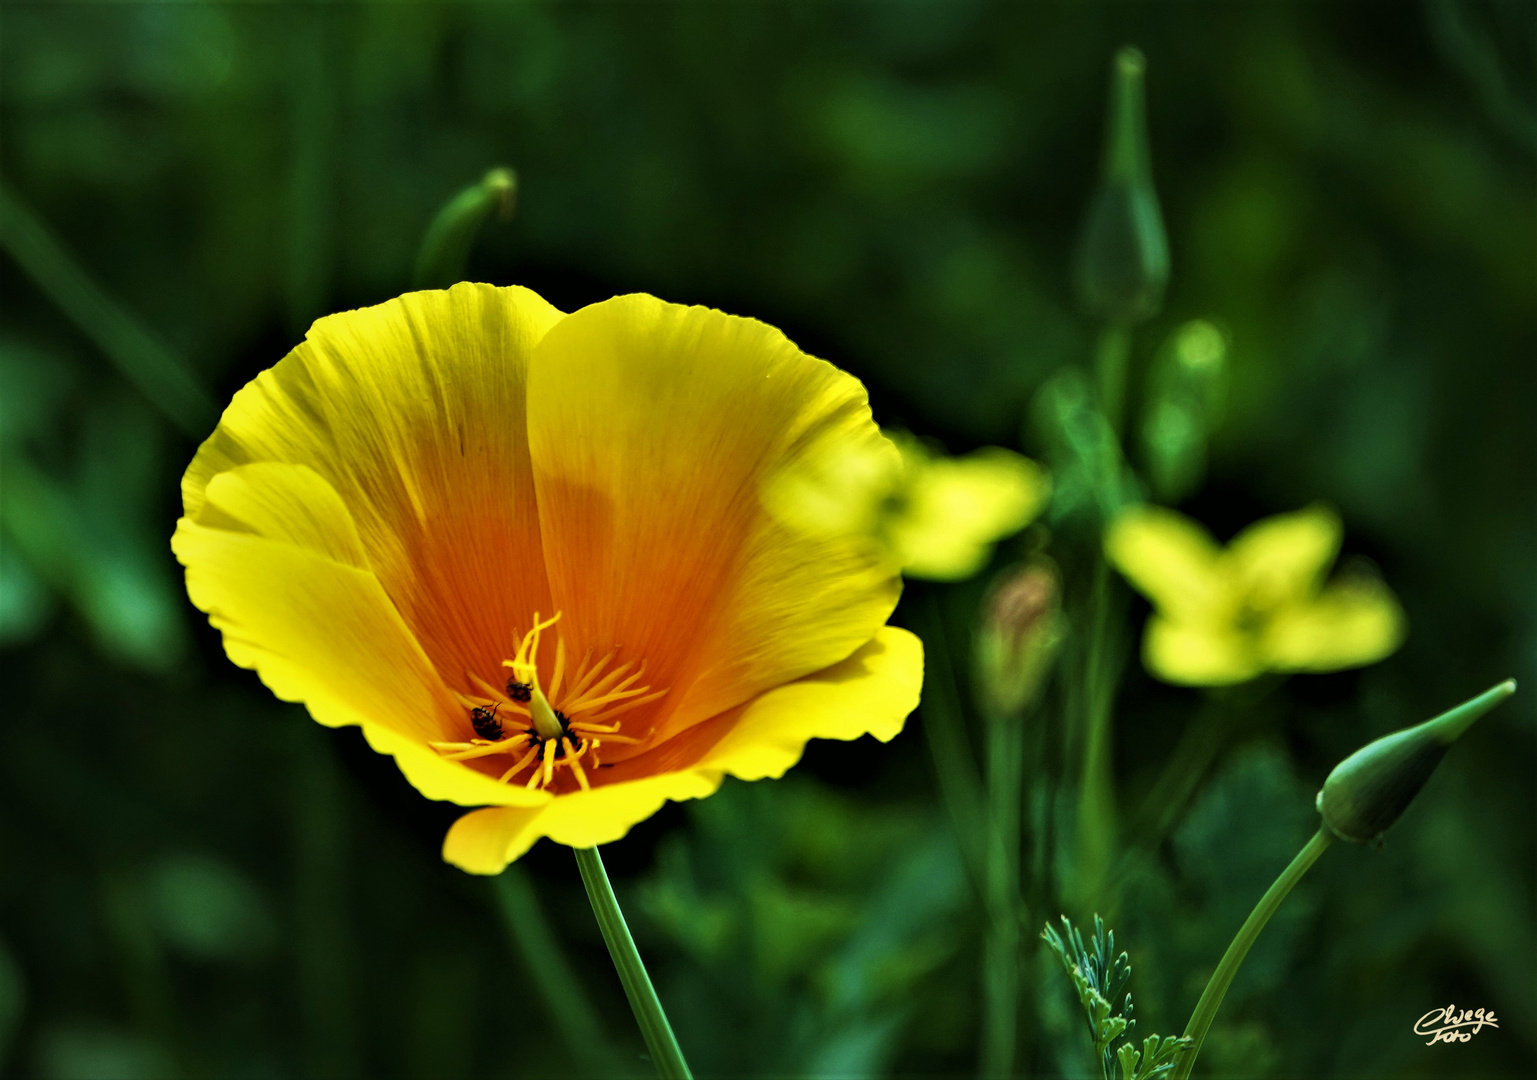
[1316,680,1516,843]
[976,560,1063,717]
[1073,47,1170,327]
[413,167,519,289]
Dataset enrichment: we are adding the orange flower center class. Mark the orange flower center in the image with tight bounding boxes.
[428,612,665,792]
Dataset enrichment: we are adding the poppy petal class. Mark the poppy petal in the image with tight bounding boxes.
[526,295,901,748]
[174,461,550,807]
[182,283,563,685]
[173,462,457,744]
[439,626,922,874]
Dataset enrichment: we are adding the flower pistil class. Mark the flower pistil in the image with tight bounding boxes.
[429,612,665,792]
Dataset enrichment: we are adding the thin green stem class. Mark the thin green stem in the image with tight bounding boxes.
[915,589,988,895]
[1073,558,1120,903]
[1093,325,1133,438]
[574,847,692,1080]
[1172,827,1334,1080]
[1132,696,1235,847]
[0,177,215,437]
[980,707,1024,1079]
[494,867,623,1076]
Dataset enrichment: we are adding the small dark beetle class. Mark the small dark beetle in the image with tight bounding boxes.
[471,703,504,740]
[505,679,533,704]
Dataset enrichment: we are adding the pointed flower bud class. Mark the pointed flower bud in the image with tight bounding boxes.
[1073,47,1170,326]
[413,167,519,289]
[976,560,1063,717]
[1316,680,1515,843]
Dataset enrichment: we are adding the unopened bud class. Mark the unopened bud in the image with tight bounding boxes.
[413,167,520,289]
[1316,680,1515,843]
[1073,47,1170,326]
[976,561,1063,716]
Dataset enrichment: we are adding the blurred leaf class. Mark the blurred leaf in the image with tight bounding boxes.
[0,532,54,643]
[1138,320,1228,505]
[639,779,964,1076]
[0,937,22,1072]
[1172,745,1318,1009]
[1030,367,1141,531]
[144,852,276,963]
[36,1025,175,1080]
[0,337,78,448]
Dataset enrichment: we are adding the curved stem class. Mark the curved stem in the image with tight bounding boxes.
[1093,325,1133,437]
[0,178,214,437]
[980,706,1024,1078]
[1173,827,1334,1080]
[574,847,692,1080]
[1073,558,1121,904]
[915,588,988,896]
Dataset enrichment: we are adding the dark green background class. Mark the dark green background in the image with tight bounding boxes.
[1,3,1532,1078]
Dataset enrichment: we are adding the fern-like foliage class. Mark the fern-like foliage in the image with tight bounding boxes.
[1042,916,1192,1080]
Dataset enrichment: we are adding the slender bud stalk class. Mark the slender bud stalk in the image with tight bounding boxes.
[1174,680,1515,1080]
[1172,828,1334,1080]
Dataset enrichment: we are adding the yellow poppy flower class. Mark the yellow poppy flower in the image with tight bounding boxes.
[1104,504,1405,686]
[172,284,923,874]
[766,430,1049,582]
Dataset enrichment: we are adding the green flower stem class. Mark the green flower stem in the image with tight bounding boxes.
[1172,827,1334,1080]
[0,177,215,438]
[915,590,989,894]
[1073,558,1120,903]
[1093,325,1133,437]
[1132,695,1237,846]
[574,847,692,1080]
[980,706,1024,1079]
[495,867,621,1075]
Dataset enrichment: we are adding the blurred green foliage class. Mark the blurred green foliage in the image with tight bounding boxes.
[0,2,1532,1078]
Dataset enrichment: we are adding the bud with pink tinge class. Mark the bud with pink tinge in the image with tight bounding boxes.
[976,561,1064,717]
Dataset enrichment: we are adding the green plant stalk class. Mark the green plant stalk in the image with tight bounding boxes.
[916,590,989,894]
[0,178,215,438]
[1172,827,1334,1080]
[1132,695,1235,846]
[574,847,692,1080]
[495,867,622,1075]
[1093,326,1133,437]
[294,735,361,1080]
[1073,559,1119,903]
[980,707,1024,1079]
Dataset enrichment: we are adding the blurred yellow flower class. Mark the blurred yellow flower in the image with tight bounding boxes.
[173,284,922,873]
[766,431,1049,582]
[1105,504,1405,686]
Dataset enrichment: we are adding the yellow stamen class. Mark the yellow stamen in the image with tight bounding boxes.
[440,611,666,792]
[497,744,541,783]
[563,738,590,790]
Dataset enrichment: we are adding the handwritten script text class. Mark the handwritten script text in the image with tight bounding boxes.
[1414,1005,1498,1046]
